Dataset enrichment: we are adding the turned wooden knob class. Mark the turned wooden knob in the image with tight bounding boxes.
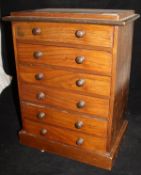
[32,27,41,35]
[35,73,44,80]
[33,51,43,59]
[75,30,86,38]
[75,56,85,64]
[76,138,84,145]
[76,79,85,87]
[75,121,84,129]
[36,92,45,100]
[37,112,46,119]
[76,100,86,108]
[40,128,47,135]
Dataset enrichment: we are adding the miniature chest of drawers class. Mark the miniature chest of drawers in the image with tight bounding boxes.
[3,9,139,170]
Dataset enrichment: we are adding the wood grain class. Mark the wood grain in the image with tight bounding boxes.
[18,64,111,97]
[14,22,114,48]
[20,83,110,118]
[5,8,139,170]
[3,9,139,26]
[107,23,134,151]
[23,119,107,152]
[16,43,112,75]
[21,102,108,137]
[19,120,128,170]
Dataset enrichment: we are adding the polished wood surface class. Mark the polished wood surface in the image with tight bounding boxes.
[11,9,134,20]
[4,8,138,170]
[19,64,111,97]
[19,120,128,170]
[14,22,114,48]
[16,43,112,75]
[107,23,134,150]
[3,9,140,26]
[23,119,107,152]
[20,83,110,118]
[21,102,108,137]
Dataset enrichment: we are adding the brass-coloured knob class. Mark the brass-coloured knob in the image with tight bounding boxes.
[75,30,86,38]
[37,112,46,119]
[76,79,85,87]
[33,51,43,59]
[36,92,45,100]
[40,128,47,135]
[76,138,84,145]
[76,100,86,108]
[75,121,84,129]
[35,73,44,80]
[32,27,41,35]
[75,56,85,64]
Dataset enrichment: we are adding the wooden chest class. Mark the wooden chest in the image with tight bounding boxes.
[3,9,139,170]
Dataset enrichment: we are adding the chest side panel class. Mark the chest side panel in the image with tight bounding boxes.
[107,23,134,151]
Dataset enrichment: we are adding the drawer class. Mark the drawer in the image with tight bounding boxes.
[20,83,109,118]
[19,64,111,97]
[14,22,114,48]
[21,103,108,137]
[17,43,112,75]
[23,119,107,152]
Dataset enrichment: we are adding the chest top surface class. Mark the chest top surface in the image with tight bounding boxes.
[3,8,140,25]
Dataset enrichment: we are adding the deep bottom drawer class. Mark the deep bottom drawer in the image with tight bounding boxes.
[23,119,107,152]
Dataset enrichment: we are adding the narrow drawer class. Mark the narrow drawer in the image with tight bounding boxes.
[23,119,107,152]
[19,64,111,97]
[21,103,108,137]
[17,43,112,75]
[14,22,114,48]
[20,83,109,118]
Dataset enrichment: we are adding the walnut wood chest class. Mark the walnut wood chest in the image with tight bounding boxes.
[3,9,139,170]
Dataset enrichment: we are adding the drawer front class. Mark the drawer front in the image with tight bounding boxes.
[17,43,112,75]
[19,64,111,97]
[21,103,108,137]
[23,119,107,152]
[20,83,109,118]
[14,22,114,48]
